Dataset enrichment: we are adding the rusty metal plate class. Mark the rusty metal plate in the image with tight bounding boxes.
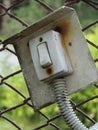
[5,6,98,110]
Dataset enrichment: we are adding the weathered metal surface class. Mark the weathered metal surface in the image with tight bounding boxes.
[10,6,98,110]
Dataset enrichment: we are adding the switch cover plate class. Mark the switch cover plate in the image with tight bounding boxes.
[29,30,72,82]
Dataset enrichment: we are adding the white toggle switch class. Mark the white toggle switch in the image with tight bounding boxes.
[37,42,52,68]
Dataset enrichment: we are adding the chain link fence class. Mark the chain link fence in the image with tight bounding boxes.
[0,0,98,129]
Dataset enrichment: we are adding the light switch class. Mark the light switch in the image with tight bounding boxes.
[29,30,72,81]
[37,42,52,68]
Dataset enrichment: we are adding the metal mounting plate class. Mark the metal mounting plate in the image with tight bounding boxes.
[4,6,98,110]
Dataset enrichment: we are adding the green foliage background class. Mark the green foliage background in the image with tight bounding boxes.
[0,0,98,129]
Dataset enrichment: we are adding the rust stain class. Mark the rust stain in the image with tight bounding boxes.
[46,67,54,76]
[54,20,73,48]
[46,20,73,76]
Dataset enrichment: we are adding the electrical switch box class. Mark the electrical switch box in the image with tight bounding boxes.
[29,30,72,82]
[6,6,98,110]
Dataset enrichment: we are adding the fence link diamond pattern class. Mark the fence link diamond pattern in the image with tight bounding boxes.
[0,0,98,130]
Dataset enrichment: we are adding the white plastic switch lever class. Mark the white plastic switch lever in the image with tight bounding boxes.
[37,42,52,68]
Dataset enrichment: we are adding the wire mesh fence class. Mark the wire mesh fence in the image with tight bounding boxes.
[0,0,98,129]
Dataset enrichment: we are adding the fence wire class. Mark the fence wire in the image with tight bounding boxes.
[0,0,98,130]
